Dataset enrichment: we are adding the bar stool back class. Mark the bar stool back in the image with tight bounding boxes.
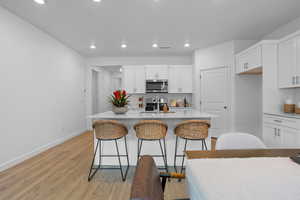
[134,120,169,172]
[174,120,210,173]
[88,120,129,182]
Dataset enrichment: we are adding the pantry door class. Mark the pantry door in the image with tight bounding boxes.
[200,67,230,137]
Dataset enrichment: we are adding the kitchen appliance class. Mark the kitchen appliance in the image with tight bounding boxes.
[144,96,169,112]
[146,80,168,93]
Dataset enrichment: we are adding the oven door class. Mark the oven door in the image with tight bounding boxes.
[146,80,168,93]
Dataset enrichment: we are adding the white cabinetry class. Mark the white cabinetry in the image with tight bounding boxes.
[145,65,168,80]
[122,66,145,94]
[168,65,193,93]
[278,36,300,88]
[263,114,300,148]
[236,45,262,74]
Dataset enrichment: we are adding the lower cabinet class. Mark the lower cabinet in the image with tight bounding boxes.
[263,114,300,148]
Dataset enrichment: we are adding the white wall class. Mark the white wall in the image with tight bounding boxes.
[0,7,86,171]
[264,16,300,39]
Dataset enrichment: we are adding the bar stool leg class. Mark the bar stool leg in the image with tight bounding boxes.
[180,139,188,174]
[115,139,125,181]
[158,139,167,172]
[137,139,144,165]
[123,136,130,180]
[202,140,204,150]
[88,139,100,181]
[163,138,168,173]
[174,136,178,172]
[203,139,208,150]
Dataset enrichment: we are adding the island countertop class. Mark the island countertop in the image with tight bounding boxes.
[88,109,216,120]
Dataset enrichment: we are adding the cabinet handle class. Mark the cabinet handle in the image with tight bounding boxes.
[277,129,281,137]
[244,63,248,70]
[274,128,277,136]
[274,119,282,123]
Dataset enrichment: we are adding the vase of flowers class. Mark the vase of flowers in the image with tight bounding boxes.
[110,90,130,114]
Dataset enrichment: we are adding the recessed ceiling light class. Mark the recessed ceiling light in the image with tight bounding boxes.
[121,44,127,48]
[93,0,102,2]
[152,43,158,48]
[90,44,96,49]
[184,43,191,48]
[34,0,46,5]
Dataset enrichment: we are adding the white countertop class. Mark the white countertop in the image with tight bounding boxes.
[88,109,216,120]
[264,112,300,119]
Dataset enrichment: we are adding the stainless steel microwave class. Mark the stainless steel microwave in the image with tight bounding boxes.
[146,80,168,93]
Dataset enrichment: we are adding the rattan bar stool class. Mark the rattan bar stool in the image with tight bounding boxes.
[88,120,129,182]
[134,120,169,173]
[174,120,210,173]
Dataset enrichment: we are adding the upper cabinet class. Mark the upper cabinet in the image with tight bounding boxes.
[168,65,193,93]
[278,36,300,88]
[236,45,262,74]
[145,65,168,80]
[122,65,193,94]
[122,66,146,94]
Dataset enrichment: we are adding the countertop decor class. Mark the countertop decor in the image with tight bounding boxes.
[110,90,130,114]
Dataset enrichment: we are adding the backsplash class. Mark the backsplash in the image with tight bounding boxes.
[279,88,300,108]
[128,93,193,109]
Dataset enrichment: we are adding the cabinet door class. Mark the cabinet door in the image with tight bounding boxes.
[180,66,193,93]
[237,54,247,73]
[168,66,179,93]
[122,67,135,93]
[168,65,193,93]
[263,124,279,147]
[280,127,300,148]
[135,67,146,93]
[146,65,168,80]
[296,36,300,86]
[278,38,297,88]
[247,46,262,70]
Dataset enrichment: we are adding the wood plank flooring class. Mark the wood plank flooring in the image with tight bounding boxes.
[0,131,187,200]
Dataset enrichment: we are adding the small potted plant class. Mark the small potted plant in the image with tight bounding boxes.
[110,90,130,114]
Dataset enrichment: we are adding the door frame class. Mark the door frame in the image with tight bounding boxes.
[199,66,231,133]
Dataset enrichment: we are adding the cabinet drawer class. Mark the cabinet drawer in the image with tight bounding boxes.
[263,115,300,130]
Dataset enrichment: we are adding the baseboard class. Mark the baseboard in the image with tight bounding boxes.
[0,129,86,172]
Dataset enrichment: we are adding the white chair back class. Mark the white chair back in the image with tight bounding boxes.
[216,132,266,150]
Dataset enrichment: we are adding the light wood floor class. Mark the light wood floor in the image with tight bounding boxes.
[0,131,187,200]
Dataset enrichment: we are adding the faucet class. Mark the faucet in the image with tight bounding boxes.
[155,96,160,113]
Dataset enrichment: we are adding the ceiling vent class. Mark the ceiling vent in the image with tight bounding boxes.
[159,46,171,49]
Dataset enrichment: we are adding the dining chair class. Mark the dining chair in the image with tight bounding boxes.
[215,132,266,150]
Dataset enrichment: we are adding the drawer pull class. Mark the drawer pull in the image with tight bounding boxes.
[274,120,282,123]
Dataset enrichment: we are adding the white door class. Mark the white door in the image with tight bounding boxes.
[200,67,230,136]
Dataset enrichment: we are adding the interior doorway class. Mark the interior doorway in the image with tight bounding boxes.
[200,66,231,137]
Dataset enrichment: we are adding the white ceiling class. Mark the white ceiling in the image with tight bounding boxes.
[1,0,300,57]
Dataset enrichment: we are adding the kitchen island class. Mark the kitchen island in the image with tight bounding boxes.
[88,109,216,166]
